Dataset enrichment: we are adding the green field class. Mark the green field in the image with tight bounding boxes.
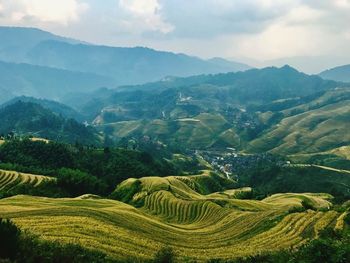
[0,173,345,262]
[250,89,350,155]
[99,113,237,149]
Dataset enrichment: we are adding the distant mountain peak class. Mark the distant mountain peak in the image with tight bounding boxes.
[319,64,350,82]
[0,26,252,89]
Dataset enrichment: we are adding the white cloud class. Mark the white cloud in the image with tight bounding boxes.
[118,0,174,34]
[231,24,325,60]
[0,0,88,25]
[334,0,350,8]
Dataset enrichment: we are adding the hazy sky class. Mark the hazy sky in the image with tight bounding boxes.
[0,0,350,73]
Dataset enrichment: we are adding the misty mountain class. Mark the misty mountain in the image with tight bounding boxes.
[25,40,251,85]
[258,56,350,75]
[1,96,83,121]
[0,26,80,63]
[0,26,251,87]
[79,66,347,153]
[0,60,113,102]
[67,65,340,126]
[319,64,350,82]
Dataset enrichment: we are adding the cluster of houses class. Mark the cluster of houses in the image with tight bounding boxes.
[197,148,289,179]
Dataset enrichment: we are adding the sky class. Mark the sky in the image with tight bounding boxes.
[0,0,350,73]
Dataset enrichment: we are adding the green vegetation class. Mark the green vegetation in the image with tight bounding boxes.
[0,101,99,144]
[2,96,83,121]
[0,139,185,197]
[237,162,350,203]
[247,88,350,155]
[0,26,350,263]
[78,68,349,154]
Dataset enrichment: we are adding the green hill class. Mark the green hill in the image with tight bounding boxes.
[72,66,344,151]
[0,101,100,144]
[73,65,339,118]
[249,88,350,155]
[99,113,237,149]
[2,96,83,121]
[237,163,350,202]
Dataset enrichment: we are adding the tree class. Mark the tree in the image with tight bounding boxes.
[0,219,21,260]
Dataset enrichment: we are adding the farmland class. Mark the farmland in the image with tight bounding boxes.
[0,169,54,193]
[0,173,346,262]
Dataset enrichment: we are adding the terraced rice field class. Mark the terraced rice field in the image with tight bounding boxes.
[0,174,346,262]
[0,169,54,192]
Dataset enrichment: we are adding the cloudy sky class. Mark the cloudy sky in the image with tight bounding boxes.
[0,0,349,73]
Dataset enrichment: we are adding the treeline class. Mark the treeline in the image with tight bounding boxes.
[235,160,350,203]
[0,101,99,145]
[0,139,180,198]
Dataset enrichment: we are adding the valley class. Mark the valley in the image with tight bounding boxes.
[0,26,349,263]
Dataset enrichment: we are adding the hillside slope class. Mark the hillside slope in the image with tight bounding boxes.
[2,96,83,121]
[0,176,342,262]
[0,169,54,193]
[0,26,251,88]
[249,88,350,154]
[0,61,113,102]
[26,40,250,85]
[75,67,344,151]
[0,26,80,63]
[0,101,100,144]
[320,64,350,82]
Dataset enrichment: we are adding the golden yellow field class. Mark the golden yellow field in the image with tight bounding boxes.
[0,174,345,262]
[0,169,54,192]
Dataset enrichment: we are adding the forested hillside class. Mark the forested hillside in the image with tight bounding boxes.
[0,101,99,144]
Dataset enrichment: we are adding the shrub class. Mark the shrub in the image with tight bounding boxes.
[56,168,108,197]
[153,247,175,263]
[0,219,21,260]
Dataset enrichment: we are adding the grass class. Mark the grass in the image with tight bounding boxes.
[250,98,350,155]
[99,113,236,149]
[330,146,350,160]
[288,147,350,170]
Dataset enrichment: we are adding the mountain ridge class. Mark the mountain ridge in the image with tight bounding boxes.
[0,26,251,87]
[319,64,350,82]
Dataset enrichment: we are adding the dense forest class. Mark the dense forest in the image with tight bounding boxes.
[0,139,186,198]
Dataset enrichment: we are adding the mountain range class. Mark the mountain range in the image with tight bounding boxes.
[0,26,251,89]
[0,26,350,263]
[319,64,350,82]
[56,65,349,157]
